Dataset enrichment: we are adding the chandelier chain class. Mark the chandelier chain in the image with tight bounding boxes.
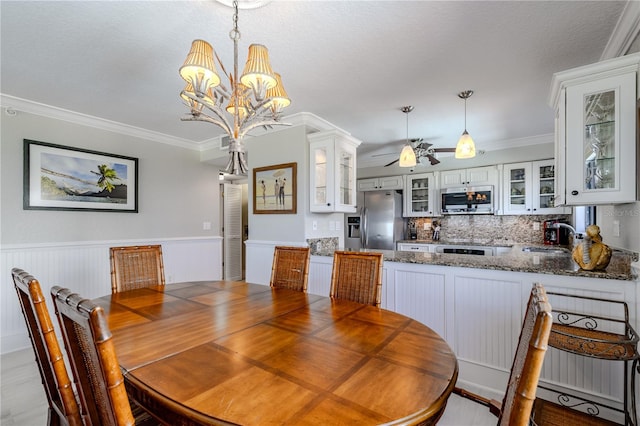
[230,0,240,40]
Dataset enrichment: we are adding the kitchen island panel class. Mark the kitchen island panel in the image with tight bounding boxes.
[393,269,446,337]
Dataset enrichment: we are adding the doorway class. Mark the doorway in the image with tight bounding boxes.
[221,182,248,280]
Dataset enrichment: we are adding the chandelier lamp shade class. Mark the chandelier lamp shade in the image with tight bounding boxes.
[178,0,290,175]
[399,106,417,167]
[455,90,476,159]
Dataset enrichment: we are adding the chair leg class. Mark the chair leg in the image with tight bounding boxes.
[630,358,639,426]
[453,387,502,417]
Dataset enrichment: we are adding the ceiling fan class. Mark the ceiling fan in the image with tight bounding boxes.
[375,106,457,167]
[382,139,456,167]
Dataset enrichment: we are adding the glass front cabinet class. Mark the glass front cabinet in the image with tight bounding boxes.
[404,172,438,217]
[502,160,570,215]
[308,130,361,213]
[550,54,639,205]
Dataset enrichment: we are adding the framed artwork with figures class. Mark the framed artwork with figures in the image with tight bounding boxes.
[253,162,297,214]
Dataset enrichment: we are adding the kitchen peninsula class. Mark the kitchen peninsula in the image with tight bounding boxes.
[305,239,638,424]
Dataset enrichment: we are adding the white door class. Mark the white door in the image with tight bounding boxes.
[223,183,243,281]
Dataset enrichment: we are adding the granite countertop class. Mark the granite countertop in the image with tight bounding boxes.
[311,243,637,281]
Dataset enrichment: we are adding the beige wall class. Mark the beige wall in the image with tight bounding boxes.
[1,111,221,245]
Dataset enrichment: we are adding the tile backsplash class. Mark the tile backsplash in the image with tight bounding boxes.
[409,214,572,245]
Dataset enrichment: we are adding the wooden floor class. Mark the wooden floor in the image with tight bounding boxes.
[1,348,497,425]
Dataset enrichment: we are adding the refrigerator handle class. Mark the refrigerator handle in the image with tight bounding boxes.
[361,207,368,248]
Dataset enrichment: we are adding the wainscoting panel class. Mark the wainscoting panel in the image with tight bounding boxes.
[244,240,307,285]
[1,236,222,354]
[393,269,446,337]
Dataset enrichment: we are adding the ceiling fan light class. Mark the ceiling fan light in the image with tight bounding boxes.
[455,130,476,159]
[399,144,417,167]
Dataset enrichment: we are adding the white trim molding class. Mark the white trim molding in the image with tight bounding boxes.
[1,236,223,354]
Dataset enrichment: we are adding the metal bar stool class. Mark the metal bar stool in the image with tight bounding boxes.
[543,291,639,425]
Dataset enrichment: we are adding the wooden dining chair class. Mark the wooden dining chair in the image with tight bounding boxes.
[51,286,157,426]
[453,282,553,426]
[11,268,83,426]
[329,251,383,307]
[110,245,165,294]
[269,246,310,292]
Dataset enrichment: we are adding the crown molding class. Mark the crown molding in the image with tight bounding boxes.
[478,133,553,152]
[0,94,203,150]
[601,0,640,60]
[548,52,640,108]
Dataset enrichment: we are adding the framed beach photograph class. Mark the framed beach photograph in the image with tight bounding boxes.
[253,162,297,214]
[23,139,138,212]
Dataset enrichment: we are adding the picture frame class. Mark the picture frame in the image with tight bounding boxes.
[23,139,138,212]
[253,162,297,214]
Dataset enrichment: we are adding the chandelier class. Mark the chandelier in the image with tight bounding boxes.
[178,0,290,175]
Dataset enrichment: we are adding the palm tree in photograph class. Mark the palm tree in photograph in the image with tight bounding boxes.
[91,164,121,193]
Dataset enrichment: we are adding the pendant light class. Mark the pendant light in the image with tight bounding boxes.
[399,106,417,167]
[455,90,476,159]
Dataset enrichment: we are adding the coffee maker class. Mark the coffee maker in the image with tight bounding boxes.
[408,223,418,240]
[543,219,569,245]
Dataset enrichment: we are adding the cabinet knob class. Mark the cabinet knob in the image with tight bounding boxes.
[327,203,331,206]
[571,190,579,196]
[533,208,537,211]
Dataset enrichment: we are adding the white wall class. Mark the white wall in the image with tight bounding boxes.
[246,125,308,243]
[597,203,640,253]
[1,110,224,353]
[1,112,221,243]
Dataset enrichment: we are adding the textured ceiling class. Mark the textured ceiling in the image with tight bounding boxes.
[0,1,635,169]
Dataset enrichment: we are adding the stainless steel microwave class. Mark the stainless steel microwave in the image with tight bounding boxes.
[441,185,494,214]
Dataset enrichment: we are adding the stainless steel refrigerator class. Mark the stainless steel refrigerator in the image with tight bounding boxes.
[344,190,405,250]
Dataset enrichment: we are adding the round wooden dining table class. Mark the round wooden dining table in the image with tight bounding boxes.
[93,280,458,425]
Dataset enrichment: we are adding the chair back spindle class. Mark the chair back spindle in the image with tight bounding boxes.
[498,283,553,426]
[51,286,136,426]
[330,251,383,307]
[110,245,165,293]
[11,268,83,426]
[270,246,310,292]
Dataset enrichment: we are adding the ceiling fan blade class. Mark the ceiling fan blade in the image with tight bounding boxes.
[427,154,440,165]
[371,152,398,157]
[384,158,399,167]
[433,147,456,153]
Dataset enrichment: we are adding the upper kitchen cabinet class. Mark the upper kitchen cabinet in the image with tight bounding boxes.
[502,160,570,215]
[357,175,404,191]
[439,166,498,189]
[308,130,361,213]
[550,53,640,205]
[404,172,439,217]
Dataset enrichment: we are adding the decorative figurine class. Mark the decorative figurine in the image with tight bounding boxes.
[571,225,612,271]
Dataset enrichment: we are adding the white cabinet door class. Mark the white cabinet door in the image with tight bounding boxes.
[551,55,640,205]
[378,175,404,190]
[357,175,403,191]
[357,178,379,191]
[404,173,438,217]
[503,162,531,214]
[309,130,361,213]
[565,72,636,204]
[531,159,570,214]
[440,166,498,188]
[439,170,466,187]
[502,160,571,215]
